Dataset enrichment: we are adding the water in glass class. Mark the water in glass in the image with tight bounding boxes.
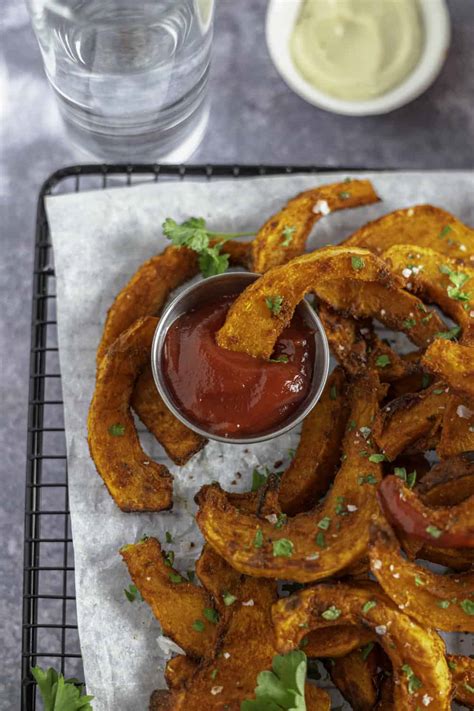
[27,0,215,160]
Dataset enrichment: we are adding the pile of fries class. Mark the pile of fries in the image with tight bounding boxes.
[88,179,474,709]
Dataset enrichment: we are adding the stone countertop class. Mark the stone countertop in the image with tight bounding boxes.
[1,0,473,707]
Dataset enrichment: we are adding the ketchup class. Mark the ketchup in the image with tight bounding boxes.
[162,294,315,437]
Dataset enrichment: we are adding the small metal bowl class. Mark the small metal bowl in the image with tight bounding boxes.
[151,271,330,444]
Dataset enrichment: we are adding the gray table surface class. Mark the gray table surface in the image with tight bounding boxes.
[1,0,473,708]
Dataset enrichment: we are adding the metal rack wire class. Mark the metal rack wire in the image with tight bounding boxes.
[23,163,351,709]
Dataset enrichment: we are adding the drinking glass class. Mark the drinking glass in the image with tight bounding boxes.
[26,0,215,161]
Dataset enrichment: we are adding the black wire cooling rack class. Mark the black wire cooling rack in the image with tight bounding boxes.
[23,162,356,709]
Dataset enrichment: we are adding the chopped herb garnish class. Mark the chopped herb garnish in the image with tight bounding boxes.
[163,216,254,278]
[192,619,205,632]
[169,572,183,584]
[439,225,453,238]
[447,660,457,671]
[317,516,331,530]
[265,295,284,316]
[394,467,416,488]
[360,642,375,661]
[315,531,326,548]
[402,664,423,695]
[335,496,346,515]
[339,191,351,200]
[163,550,175,567]
[351,256,365,270]
[421,373,432,389]
[433,388,445,395]
[460,599,474,615]
[269,354,289,363]
[222,591,237,606]
[288,448,296,460]
[254,528,264,549]
[204,607,220,624]
[321,606,341,620]
[281,225,296,246]
[414,576,425,587]
[426,525,443,539]
[330,385,338,400]
[358,474,378,485]
[187,570,195,583]
[108,423,125,436]
[210,669,218,680]
[251,467,269,492]
[435,326,461,340]
[421,314,433,324]
[437,600,450,609]
[369,453,386,463]
[275,513,288,529]
[272,538,294,558]
[375,355,391,368]
[124,584,140,602]
[362,600,377,614]
[165,531,173,544]
[464,682,474,693]
[347,420,356,431]
[403,318,416,330]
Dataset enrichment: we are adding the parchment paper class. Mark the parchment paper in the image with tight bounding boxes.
[46,171,474,710]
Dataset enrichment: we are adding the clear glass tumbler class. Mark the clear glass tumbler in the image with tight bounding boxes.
[26,0,215,161]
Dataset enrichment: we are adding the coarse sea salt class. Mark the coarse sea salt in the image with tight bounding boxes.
[313,199,330,216]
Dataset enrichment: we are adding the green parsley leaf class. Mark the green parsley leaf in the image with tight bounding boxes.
[421,373,432,389]
[269,354,289,363]
[351,256,365,271]
[265,295,284,316]
[360,642,375,661]
[192,619,205,632]
[163,550,175,567]
[426,525,443,539]
[275,513,288,529]
[334,496,346,515]
[321,606,341,621]
[273,538,294,558]
[204,607,219,624]
[375,355,391,368]
[464,682,474,693]
[281,225,297,246]
[402,664,423,695]
[31,666,94,711]
[162,216,254,278]
[460,599,474,615]
[108,423,125,436]
[251,467,268,492]
[347,420,357,431]
[447,284,471,302]
[369,453,386,463]
[124,584,140,602]
[330,385,338,400]
[435,326,461,341]
[437,600,450,609]
[315,531,326,548]
[317,516,331,530]
[169,572,183,584]
[241,650,307,711]
[447,660,457,671]
[339,191,351,200]
[165,531,173,544]
[439,225,453,238]
[403,318,416,330]
[421,314,433,324]
[362,600,377,614]
[254,528,264,549]
[210,669,218,680]
[433,388,445,395]
[222,591,238,606]
[187,570,195,583]
[358,474,378,485]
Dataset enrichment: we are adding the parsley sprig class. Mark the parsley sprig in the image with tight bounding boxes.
[31,666,94,711]
[163,217,254,278]
[241,650,307,710]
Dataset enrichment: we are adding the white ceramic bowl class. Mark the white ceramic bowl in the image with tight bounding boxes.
[266,0,451,116]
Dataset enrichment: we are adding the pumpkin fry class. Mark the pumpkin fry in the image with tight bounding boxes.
[422,340,474,402]
[343,204,474,262]
[272,583,452,711]
[196,375,383,582]
[251,179,380,272]
[325,646,378,711]
[216,246,445,359]
[369,523,474,632]
[88,317,173,512]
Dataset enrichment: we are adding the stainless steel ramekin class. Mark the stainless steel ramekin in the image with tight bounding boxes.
[151,271,329,444]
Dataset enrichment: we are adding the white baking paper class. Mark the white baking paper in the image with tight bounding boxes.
[46,171,474,710]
